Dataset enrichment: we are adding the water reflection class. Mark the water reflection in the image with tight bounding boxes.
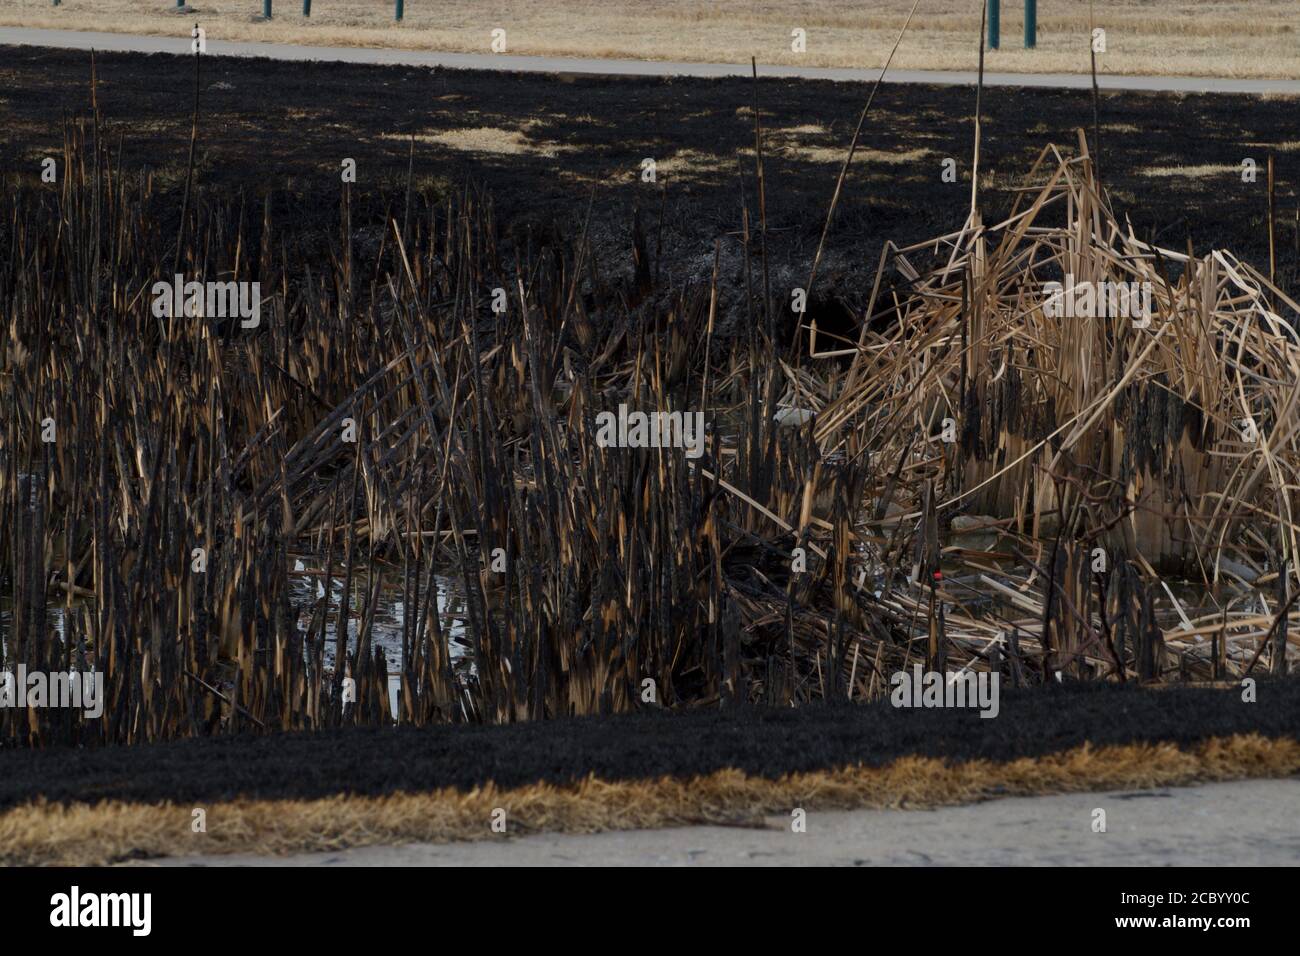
[1,566,473,719]
[289,560,472,715]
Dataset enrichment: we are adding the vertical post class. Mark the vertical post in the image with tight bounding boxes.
[396,0,404,21]
[1024,0,1037,48]
[987,0,1000,50]
[1268,155,1277,292]
[304,0,311,15]
[177,0,184,8]
[1275,554,1289,675]
[263,0,272,19]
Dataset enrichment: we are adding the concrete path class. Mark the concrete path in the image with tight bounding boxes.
[144,777,1299,866]
[3,27,1300,95]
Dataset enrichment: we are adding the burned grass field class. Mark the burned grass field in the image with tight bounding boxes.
[2,46,1299,298]
[0,44,1299,860]
[2,681,1300,865]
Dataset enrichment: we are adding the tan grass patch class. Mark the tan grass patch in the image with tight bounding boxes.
[1141,163,1241,178]
[6,1,1300,79]
[2,733,1295,866]
[389,126,572,158]
[773,123,829,136]
[1243,140,1300,151]
[656,149,729,178]
[769,143,931,166]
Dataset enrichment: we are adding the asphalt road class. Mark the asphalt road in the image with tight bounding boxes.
[141,778,1300,866]
[3,26,1300,94]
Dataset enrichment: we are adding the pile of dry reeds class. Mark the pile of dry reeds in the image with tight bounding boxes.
[807,131,1300,685]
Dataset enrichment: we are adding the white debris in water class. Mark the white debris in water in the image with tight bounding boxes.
[773,407,815,428]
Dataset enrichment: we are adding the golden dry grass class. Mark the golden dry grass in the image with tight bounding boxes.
[2,733,1296,865]
[3,1,1300,79]
[384,125,570,158]
[778,143,932,165]
[1141,163,1243,178]
[377,119,930,176]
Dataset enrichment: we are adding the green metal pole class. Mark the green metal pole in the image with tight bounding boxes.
[396,0,404,21]
[303,0,311,15]
[987,0,1000,50]
[1024,0,1037,48]
[263,0,272,18]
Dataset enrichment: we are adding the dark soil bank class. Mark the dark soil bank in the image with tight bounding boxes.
[1,45,1297,303]
[0,681,1293,808]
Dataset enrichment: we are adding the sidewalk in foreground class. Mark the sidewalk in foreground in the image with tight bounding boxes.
[146,778,1299,866]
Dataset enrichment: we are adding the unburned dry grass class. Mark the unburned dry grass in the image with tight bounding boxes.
[4,0,1300,79]
[2,733,1296,865]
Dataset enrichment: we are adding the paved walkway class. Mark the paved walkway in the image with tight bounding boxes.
[144,777,1299,866]
[3,27,1300,94]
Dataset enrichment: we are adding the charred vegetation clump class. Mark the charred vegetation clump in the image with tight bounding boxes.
[1,72,1298,749]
